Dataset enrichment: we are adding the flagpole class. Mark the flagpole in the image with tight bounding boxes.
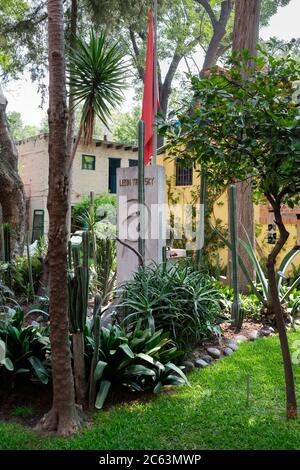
[152,0,158,165]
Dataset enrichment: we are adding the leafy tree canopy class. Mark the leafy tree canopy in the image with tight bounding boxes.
[112,106,140,145]
[7,111,40,140]
[162,44,300,209]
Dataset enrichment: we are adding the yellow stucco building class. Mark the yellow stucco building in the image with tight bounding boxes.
[158,154,300,271]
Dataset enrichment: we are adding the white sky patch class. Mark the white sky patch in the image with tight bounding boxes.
[3,0,300,127]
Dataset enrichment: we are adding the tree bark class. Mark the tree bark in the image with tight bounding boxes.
[38,0,81,436]
[73,332,86,407]
[267,200,297,419]
[0,86,25,257]
[230,0,261,292]
[66,0,78,234]
[200,0,234,75]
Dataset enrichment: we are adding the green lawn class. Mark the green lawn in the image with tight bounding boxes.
[1,333,300,450]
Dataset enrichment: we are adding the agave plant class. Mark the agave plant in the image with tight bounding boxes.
[214,225,300,311]
[68,30,127,149]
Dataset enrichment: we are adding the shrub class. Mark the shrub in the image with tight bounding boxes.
[72,193,116,231]
[117,263,222,352]
[85,321,189,409]
[0,309,51,385]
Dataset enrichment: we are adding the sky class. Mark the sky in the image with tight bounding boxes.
[3,0,300,127]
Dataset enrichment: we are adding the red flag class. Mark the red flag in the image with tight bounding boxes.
[142,10,159,165]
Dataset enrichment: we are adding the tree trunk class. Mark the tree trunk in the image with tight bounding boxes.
[38,0,81,436]
[230,0,261,292]
[66,0,78,234]
[201,1,234,75]
[267,200,297,419]
[73,332,86,407]
[0,86,25,257]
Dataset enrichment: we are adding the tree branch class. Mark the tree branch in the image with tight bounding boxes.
[195,0,218,30]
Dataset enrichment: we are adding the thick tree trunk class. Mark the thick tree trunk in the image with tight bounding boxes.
[267,201,297,419]
[230,0,261,292]
[0,86,25,257]
[38,0,81,436]
[66,0,78,234]
[73,332,86,407]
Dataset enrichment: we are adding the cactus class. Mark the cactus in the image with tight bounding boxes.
[2,224,12,288]
[68,231,89,406]
[95,239,116,299]
[26,232,35,299]
[68,231,89,333]
[229,185,242,328]
[88,293,102,409]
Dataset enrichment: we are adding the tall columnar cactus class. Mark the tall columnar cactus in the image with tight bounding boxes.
[88,293,102,409]
[68,231,89,407]
[229,185,242,328]
[68,231,89,333]
[96,239,116,299]
[2,224,12,288]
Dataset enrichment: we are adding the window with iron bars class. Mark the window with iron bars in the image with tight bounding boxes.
[175,161,193,186]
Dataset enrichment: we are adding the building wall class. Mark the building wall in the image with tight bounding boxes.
[17,135,138,238]
[158,154,300,270]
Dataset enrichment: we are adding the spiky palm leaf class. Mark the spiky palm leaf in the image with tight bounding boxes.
[69,31,127,144]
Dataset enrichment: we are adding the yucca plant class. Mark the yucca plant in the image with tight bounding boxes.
[68,30,127,166]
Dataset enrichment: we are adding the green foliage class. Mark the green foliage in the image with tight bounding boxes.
[7,111,39,141]
[163,46,300,208]
[112,106,140,145]
[72,194,116,230]
[118,263,222,351]
[87,321,189,409]
[11,405,34,419]
[11,255,43,303]
[0,308,50,385]
[68,30,128,143]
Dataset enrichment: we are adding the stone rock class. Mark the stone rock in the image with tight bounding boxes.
[195,359,209,369]
[294,319,300,326]
[227,341,238,351]
[31,321,40,328]
[201,355,213,364]
[224,347,234,356]
[236,334,247,343]
[260,328,271,337]
[268,326,275,333]
[207,347,221,359]
[182,361,195,373]
[248,330,258,341]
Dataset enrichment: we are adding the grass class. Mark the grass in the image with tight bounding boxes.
[1,332,300,450]
[11,406,34,420]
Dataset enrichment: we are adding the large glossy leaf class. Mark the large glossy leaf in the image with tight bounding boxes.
[27,356,49,384]
[95,380,111,409]
[122,364,156,377]
[94,360,108,382]
[165,362,190,386]
[118,343,134,359]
